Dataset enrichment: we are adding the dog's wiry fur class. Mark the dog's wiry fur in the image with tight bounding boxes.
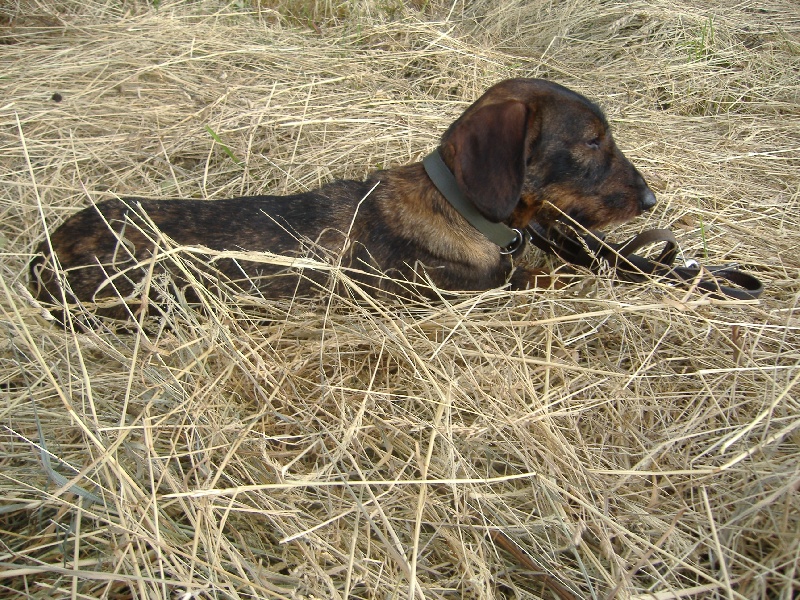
[30,79,656,320]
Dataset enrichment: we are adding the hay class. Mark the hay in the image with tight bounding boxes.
[1,0,798,597]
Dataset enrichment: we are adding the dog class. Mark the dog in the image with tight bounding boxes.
[30,78,656,320]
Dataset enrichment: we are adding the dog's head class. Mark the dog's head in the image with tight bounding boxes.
[439,78,656,231]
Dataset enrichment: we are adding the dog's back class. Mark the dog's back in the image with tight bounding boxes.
[30,179,378,316]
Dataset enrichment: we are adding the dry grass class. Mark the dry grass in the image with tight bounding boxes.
[1,0,799,598]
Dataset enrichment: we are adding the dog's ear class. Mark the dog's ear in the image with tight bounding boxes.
[447,100,534,223]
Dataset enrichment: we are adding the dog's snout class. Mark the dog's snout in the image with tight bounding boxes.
[640,187,657,211]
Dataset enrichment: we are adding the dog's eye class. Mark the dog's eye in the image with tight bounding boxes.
[586,137,601,149]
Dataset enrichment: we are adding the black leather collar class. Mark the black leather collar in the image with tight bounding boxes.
[422,149,528,255]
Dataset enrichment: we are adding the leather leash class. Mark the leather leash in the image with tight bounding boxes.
[526,223,764,300]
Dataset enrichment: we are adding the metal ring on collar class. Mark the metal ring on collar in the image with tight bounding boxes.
[499,228,528,255]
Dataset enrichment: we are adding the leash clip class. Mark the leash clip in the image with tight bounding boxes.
[499,228,529,255]
[684,258,700,269]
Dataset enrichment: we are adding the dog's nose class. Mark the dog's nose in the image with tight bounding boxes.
[640,188,657,211]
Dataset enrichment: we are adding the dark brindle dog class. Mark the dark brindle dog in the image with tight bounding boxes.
[30,78,656,320]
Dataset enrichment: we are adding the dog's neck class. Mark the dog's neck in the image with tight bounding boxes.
[422,149,527,256]
[370,163,503,270]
